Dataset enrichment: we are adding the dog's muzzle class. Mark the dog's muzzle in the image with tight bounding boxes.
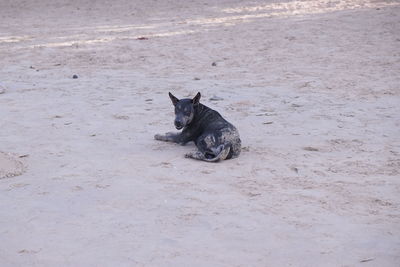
[174,121,183,130]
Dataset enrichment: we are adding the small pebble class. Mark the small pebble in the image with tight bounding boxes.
[211,62,217,66]
[72,74,78,79]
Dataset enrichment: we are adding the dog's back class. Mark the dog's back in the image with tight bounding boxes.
[192,104,241,160]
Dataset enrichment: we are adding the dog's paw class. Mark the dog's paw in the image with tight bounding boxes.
[154,134,164,141]
[184,152,194,158]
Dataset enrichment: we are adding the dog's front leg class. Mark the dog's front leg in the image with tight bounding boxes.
[155,129,193,144]
[154,132,182,143]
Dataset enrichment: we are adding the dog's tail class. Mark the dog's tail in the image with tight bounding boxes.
[203,145,231,162]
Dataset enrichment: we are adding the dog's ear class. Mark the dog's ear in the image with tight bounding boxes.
[192,92,201,106]
[169,92,179,106]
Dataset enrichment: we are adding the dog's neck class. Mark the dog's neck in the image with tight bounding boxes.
[194,103,207,116]
[190,103,211,126]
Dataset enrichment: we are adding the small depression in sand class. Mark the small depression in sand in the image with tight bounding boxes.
[0,152,26,179]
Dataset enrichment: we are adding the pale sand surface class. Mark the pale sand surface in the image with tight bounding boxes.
[0,0,400,266]
[0,152,25,179]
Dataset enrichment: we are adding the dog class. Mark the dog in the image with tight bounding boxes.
[154,92,241,162]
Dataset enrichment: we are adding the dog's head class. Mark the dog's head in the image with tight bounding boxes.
[168,92,201,130]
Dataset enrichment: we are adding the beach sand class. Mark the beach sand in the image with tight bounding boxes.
[1,0,399,266]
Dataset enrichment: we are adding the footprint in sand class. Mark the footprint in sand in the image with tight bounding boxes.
[0,152,26,179]
[71,185,84,191]
[113,114,130,120]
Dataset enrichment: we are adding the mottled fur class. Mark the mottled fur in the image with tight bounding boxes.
[154,92,241,162]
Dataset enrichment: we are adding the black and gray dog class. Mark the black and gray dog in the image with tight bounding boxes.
[154,92,241,162]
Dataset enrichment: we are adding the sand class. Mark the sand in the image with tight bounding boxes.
[0,152,25,179]
[0,0,399,266]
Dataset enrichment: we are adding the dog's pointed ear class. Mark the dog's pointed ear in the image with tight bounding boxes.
[169,92,179,106]
[192,92,201,106]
